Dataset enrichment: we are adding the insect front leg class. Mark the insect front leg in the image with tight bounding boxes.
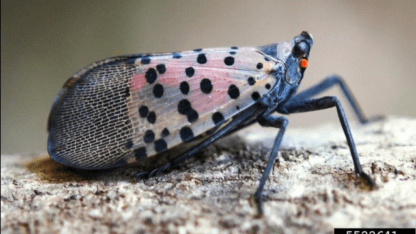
[277,96,375,187]
[291,75,382,124]
[254,115,288,216]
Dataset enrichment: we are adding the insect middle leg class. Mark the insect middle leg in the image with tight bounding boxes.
[290,75,382,124]
[277,96,375,186]
[254,115,288,216]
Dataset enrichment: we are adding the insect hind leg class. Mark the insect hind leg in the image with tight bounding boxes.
[291,75,382,124]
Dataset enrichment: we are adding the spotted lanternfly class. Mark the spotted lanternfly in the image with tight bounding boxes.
[47,31,378,215]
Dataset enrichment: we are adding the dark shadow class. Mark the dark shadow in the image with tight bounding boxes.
[24,155,138,183]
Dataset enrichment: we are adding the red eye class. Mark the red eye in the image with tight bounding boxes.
[300,59,308,69]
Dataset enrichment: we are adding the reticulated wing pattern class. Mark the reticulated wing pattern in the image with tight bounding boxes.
[48,46,281,169]
[48,56,143,169]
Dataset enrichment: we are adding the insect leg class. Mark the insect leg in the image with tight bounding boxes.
[277,96,375,186]
[254,115,288,215]
[291,75,382,124]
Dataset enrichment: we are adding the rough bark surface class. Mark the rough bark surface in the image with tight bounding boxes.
[1,116,415,234]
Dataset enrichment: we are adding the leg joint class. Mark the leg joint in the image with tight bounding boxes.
[257,115,288,128]
[327,75,344,86]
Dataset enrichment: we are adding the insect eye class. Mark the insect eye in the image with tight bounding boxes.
[293,41,309,57]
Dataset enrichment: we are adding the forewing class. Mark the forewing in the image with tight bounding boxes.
[48,46,280,169]
[128,47,279,161]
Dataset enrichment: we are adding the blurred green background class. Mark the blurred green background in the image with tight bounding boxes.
[2,0,415,155]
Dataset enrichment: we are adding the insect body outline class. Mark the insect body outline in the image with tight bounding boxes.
[47,31,377,215]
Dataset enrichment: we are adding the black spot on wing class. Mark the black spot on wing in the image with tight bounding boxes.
[248,77,255,86]
[251,92,260,101]
[161,128,170,138]
[144,130,155,143]
[265,83,271,89]
[139,105,149,118]
[180,127,194,142]
[212,112,224,126]
[147,111,156,124]
[197,54,207,64]
[224,57,234,66]
[178,99,192,115]
[185,67,195,77]
[153,84,164,98]
[200,78,213,94]
[256,63,263,69]
[180,81,190,95]
[145,68,157,84]
[154,139,167,152]
[228,85,240,99]
[156,64,166,74]
[187,110,199,123]
[178,99,199,123]
[229,47,238,55]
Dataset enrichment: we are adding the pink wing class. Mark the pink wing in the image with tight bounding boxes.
[128,47,280,159]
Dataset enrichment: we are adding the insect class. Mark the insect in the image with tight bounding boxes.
[47,31,377,215]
